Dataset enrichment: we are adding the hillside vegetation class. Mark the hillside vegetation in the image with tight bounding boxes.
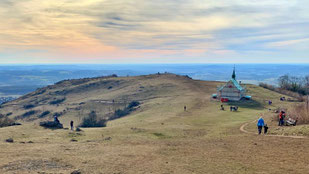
[0,73,309,174]
[0,74,187,126]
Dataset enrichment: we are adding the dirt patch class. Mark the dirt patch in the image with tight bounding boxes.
[0,159,72,172]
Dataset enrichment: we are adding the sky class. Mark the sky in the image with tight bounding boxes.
[0,0,308,64]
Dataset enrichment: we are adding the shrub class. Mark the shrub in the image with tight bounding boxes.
[53,112,63,117]
[128,101,140,109]
[109,101,140,120]
[0,116,18,128]
[23,104,35,109]
[40,121,63,129]
[21,110,36,118]
[76,127,83,132]
[287,103,309,124]
[39,111,51,118]
[49,98,66,105]
[79,111,107,127]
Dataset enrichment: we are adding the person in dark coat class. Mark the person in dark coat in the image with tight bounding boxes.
[70,120,74,131]
[54,116,59,123]
[264,124,268,134]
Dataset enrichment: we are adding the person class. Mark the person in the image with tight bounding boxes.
[234,106,238,111]
[184,106,187,111]
[264,124,268,134]
[257,117,265,134]
[220,105,224,110]
[230,106,233,111]
[268,100,272,105]
[281,111,286,126]
[70,120,74,131]
[278,111,283,126]
[54,115,59,123]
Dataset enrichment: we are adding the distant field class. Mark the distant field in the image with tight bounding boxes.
[1,64,309,97]
[0,85,42,97]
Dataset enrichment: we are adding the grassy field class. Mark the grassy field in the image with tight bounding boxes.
[0,74,309,174]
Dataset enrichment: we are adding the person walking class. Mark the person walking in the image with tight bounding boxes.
[70,120,74,131]
[264,124,268,134]
[257,117,265,135]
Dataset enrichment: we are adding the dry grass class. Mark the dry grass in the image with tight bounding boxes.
[287,103,309,124]
[0,74,309,173]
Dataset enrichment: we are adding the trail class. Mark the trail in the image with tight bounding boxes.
[240,120,308,139]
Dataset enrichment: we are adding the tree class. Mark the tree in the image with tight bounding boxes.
[278,75,290,89]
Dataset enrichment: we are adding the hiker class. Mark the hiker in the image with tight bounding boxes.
[54,116,59,123]
[70,120,74,131]
[234,106,238,111]
[184,106,187,111]
[257,117,265,134]
[268,100,272,105]
[264,124,268,134]
[278,111,283,126]
[220,105,224,110]
[281,111,286,126]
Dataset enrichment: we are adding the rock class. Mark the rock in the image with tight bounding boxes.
[104,137,112,141]
[28,141,34,143]
[39,121,63,129]
[71,169,82,174]
[5,138,14,143]
[76,127,83,132]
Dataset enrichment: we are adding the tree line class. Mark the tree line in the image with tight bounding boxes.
[278,75,309,95]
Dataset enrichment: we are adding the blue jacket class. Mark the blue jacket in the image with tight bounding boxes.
[257,118,265,127]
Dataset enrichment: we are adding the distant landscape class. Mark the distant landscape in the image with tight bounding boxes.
[1,64,309,99]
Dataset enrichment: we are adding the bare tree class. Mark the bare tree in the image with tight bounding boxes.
[278,75,290,89]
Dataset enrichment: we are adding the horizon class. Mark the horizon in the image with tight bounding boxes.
[1,0,308,64]
[1,63,309,66]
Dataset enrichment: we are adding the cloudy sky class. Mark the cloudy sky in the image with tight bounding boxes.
[0,0,308,64]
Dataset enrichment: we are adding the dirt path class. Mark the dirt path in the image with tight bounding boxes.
[240,120,308,139]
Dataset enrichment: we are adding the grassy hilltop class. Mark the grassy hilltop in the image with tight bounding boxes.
[0,73,309,174]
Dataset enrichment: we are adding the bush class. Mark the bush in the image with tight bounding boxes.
[259,83,304,101]
[76,127,83,132]
[40,121,63,129]
[49,98,66,105]
[128,101,140,109]
[109,101,140,120]
[111,109,130,120]
[0,116,19,128]
[23,104,35,109]
[39,111,50,118]
[287,103,309,124]
[21,110,36,118]
[79,111,107,127]
[53,112,62,117]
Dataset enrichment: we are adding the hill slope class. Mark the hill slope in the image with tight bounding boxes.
[0,73,204,126]
[0,74,309,174]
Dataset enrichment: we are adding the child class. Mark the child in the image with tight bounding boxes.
[264,124,268,134]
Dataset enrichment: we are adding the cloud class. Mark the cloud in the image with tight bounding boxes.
[0,0,308,63]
